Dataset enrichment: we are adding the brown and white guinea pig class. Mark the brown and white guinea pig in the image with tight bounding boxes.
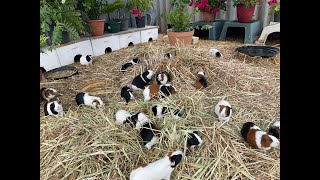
[156,71,172,85]
[80,55,93,66]
[268,121,280,139]
[130,150,183,180]
[186,131,204,150]
[120,58,141,72]
[44,101,63,117]
[120,86,134,103]
[195,71,208,89]
[241,122,280,150]
[143,84,177,102]
[140,121,160,150]
[214,99,232,122]
[75,92,104,109]
[115,109,134,125]
[131,70,154,91]
[40,87,58,102]
[151,105,182,120]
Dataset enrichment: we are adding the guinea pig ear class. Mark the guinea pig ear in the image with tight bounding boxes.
[261,138,267,143]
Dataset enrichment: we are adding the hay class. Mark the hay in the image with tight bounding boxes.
[40,34,280,180]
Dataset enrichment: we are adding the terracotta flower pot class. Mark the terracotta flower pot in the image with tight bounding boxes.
[236,4,256,23]
[167,29,194,47]
[202,12,216,22]
[87,19,105,36]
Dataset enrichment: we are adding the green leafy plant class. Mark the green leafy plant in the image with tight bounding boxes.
[268,0,280,15]
[163,0,195,32]
[40,34,49,47]
[127,0,153,19]
[79,0,125,20]
[232,0,262,7]
[40,0,86,47]
[201,24,213,30]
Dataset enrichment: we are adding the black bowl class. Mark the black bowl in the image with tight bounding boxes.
[44,65,79,80]
[235,46,280,58]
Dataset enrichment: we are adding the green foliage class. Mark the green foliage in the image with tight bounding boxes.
[164,0,195,32]
[79,0,125,20]
[40,0,86,47]
[127,0,153,13]
[201,24,213,30]
[40,34,49,47]
[232,0,262,7]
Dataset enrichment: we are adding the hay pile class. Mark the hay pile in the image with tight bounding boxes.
[40,35,280,180]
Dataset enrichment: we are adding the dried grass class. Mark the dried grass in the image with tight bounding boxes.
[40,34,280,180]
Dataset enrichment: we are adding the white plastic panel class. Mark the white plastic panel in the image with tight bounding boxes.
[40,49,61,71]
[119,32,141,48]
[91,35,120,56]
[140,28,159,43]
[55,40,93,66]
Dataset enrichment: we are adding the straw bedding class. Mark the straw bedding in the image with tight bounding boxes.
[40,34,280,180]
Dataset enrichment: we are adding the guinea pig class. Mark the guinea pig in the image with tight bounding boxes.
[151,105,182,120]
[159,84,177,97]
[44,100,63,117]
[75,92,104,109]
[164,52,173,59]
[130,150,183,180]
[187,131,204,150]
[140,122,160,150]
[120,58,141,72]
[131,70,154,90]
[40,87,58,102]
[214,99,232,122]
[241,122,280,150]
[115,109,133,125]
[143,84,176,102]
[195,71,208,89]
[121,86,134,103]
[156,71,172,85]
[80,55,93,66]
[209,48,223,58]
[131,112,151,130]
[268,121,280,139]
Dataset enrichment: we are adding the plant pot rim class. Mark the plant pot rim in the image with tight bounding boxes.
[109,20,121,23]
[167,29,194,33]
[87,19,105,22]
[236,4,256,7]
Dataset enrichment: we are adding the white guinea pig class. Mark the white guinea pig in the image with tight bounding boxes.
[115,109,132,125]
[214,99,232,122]
[75,92,104,109]
[44,101,63,117]
[209,48,223,58]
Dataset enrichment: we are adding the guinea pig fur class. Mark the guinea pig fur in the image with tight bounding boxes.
[80,55,93,66]
[40,87,58,102]
[159,84,177,97]
[241,122,280,150]
[121,86,134,103]
[209,48,223,58]
[214,99,232,122]
[115,109,132,125]
[156,71,171,85]
[120,58,141,72]
[143,83,161,102]
[140,122,160,150]
[268,121,280,139]
[164,52,173,59]
[151,105,182,120]
[195,71,208,89]
[131,70,154,90]
[130,150,183,180]
[75,92,104,109]
[187,131,204,150]
[132,112,151,130]
[44,101,63,117]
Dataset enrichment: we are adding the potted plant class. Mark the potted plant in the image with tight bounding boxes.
[189,0,227,22]
[268,0,280,22]
[164,0,195,46]
[232,0,262,23]
[106,0,126,33]
[127,0,153,28]
[114,2,131,31]
[79,0,125,36]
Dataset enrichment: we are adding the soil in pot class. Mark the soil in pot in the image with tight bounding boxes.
[87,19,105,36]
[167,29,195,47]
[236,4,255,23]
[136,16,146,28]
[108,21,121,33]
[115,18,129,31]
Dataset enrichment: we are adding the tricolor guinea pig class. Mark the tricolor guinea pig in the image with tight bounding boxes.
[131,70,154,90]
[80,55,93,66]
[209,48,223,58]
[214,99,232,122]
[75,92,104,109]
[143,84,177,102]
[186,131,204,150]
[120,58,141,72]
[268,121,280,139]
[44,100,63,117]
[40,87,58,102]
[195,71,208,89]
[115,109,134,125]
[140,122,160,150]
[121,86,134,103]
[156,71,172,85]
[130,150,183,180]
[241,122,280,150]
[151,105,182,120]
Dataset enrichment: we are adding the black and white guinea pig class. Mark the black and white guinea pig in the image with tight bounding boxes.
[129,150,183,180]
[75,92,104,109]
[209,48,223,58]
[151,105,182,120]
[131,70,154,90]
[159,84,177,97]
[140,122,160,150]
[115,109,136,126]
[241,122,280,150]
[156,71,171,85]
[195,71,208,89]
[120,58,141,72]
[121,86,134,103]
[268,121,280,139]
[131,112,151,130]
[164,52,173,59]
[187,131,204,150]
[80,55,93,65]
[40,87,58,102]
[44,100,63,117]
